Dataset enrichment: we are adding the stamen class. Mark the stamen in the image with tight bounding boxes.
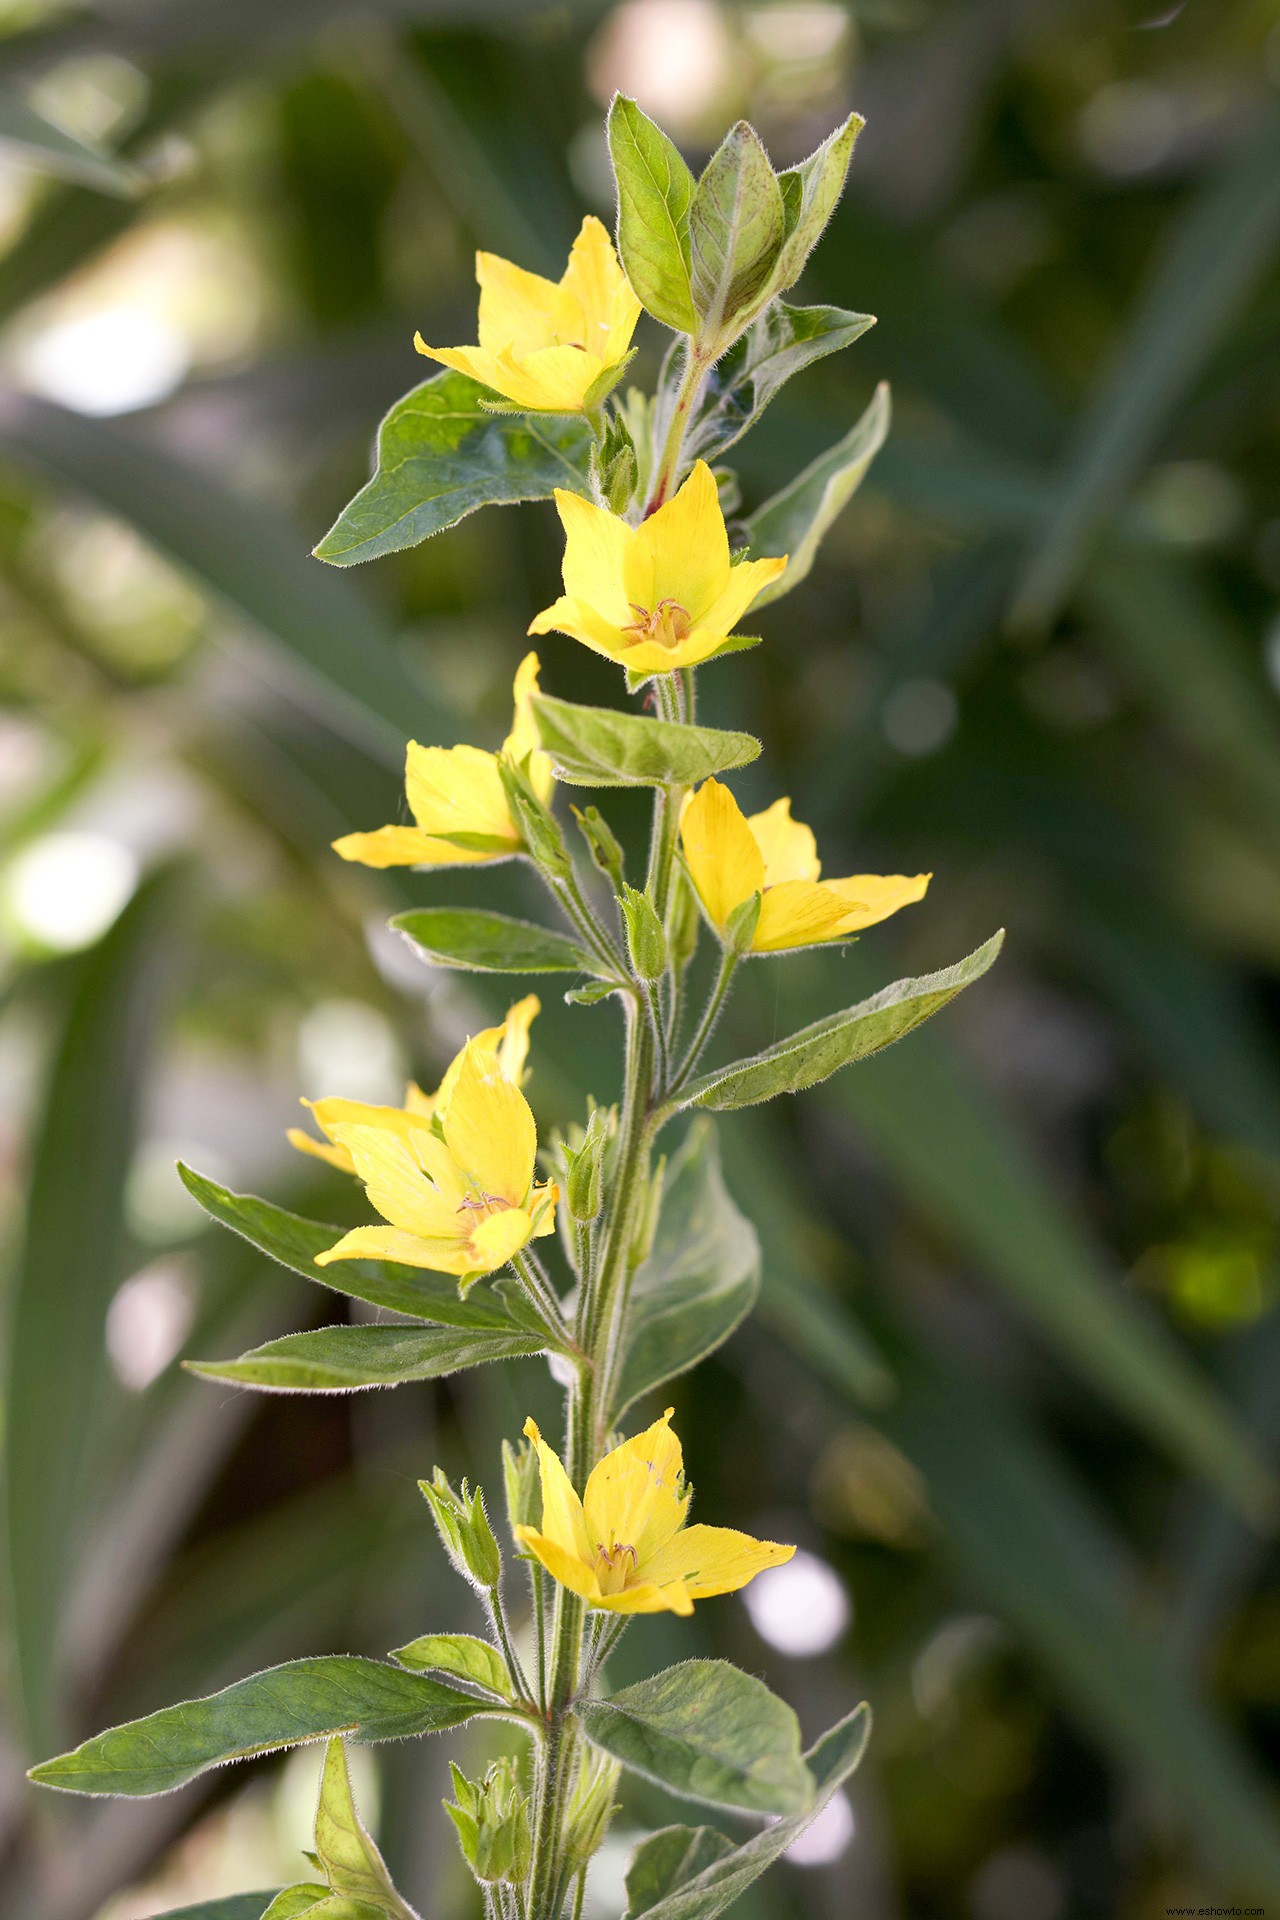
[620,599,693,649]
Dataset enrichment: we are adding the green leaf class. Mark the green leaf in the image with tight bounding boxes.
[622,1706,871,1919]
[314,370,592,566]
[683,300,875,467]
[187,1325,547,1392]
[625,1829,734,1916]
[608,95,697,333]
[391,907,596,975]
[0,94,142,195]
[612,1121,760,1419]
[771,113,864,294]
[176,1165,524,1332]
[578,1660,813,1817]
[29,1656,489,1796]
[315,1739,417,1917]
[679,932,1004,1113]
[532,692,760,789]
[4,868,185,1760]
[260,1888,333,1919]
[147,1900,286,1920]
[744,382,891,608]
[689,122,785,348]
[391,1634,511,1699]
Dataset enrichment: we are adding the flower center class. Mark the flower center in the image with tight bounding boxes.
[622,599,692,650]
[456,1190,513,1219]
[595,1540,639,1595]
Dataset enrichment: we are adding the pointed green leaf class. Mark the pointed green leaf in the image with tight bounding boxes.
[683,300,875,467]
[608,95,697,333]
[29,1657,489,1796]
[771,113,863,293]
[262,1897,384,1920]
[578,1660,813,1816]
[622,1707,871,1918]
[391,907,596,975]
[689,122,785,348]
[613,1121,759,1419]
[177,1165,526,1332]
[678,933,1004,1112]
[147,1900,287,1920]
[532,692,760,789]
[316,1739,417,1917]
[260,1891,332,1920]
[187,1324,547,1393]
[314,371,592,566]
[744,382,891,607]
[391,1634,511,1699]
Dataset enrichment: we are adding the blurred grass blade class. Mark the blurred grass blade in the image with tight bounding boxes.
[779,963,1274,1516]
[0,394,448,763]
[0,93,141,194]
[1013,107,1280,627]
[4,866,187,1759]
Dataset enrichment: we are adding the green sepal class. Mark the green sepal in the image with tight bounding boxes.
[573,804,627,887]
[314,371,592,566]
[678,933,1005,1111]
[578,1659,813,1816]
[533,691,759,789]
[744,382,891,608]
[621,883,668,982]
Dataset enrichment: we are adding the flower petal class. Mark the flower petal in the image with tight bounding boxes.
[413,340,511,394]
[286,1127,353,1173]
[331,825,467,868]
[521,1418,594,1564]
[821,872,932,931]
[752,880,855,952]
[583,1408,689,1568]
[643,1524,795,1598]
[503,653,554,800]
[314,1224,471,1274]
[406,743,516,846]
[637,461,729,621]
[514,1525,601,1603]
[680,780,766,932]
[747,797,820,886]
[468,1204,535,1274]
[554,489,638,627]
[475,250,571,356]
[443,1042,537,1206]
[331,1124,463,1239]
[559,214,641,363]
[595,1578,695,1617]
[693,554,787,642]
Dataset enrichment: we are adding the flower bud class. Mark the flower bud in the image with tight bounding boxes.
[564,1749,620,1872]
[502,1435,541,1533]
[445,1758,531,1885]
[565,1103,610,1223]
[667,864,700,970]
[620,883,667,982]
[572,804,626,890]
[499,756,572,880]
[420,1469,502,1591]
[629,1154,665,1269]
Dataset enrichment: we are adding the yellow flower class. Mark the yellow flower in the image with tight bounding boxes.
[314,1037,557,1284]
[414,215,640,414]
[332,653,552,870]
[288,995,539,1176]
[681,779,930,953]
[514,1409,793,1616]
[528,461,787,676]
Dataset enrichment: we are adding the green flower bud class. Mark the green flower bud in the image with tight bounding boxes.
[620,883,667,982]
[723,888,761,956]
[445,1758,531,1886]
[420,1470,502,1592]
[667,863,700,970]
[565,1103,610,1223]
[572,804,626,889]
[502,1435,542,1533]
[564,1748,620,1873]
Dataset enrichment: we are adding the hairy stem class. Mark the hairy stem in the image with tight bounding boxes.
[645,342,711,516]
[667,947,738,1095]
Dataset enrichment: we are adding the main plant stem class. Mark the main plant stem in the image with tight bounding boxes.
[644,341,711,516]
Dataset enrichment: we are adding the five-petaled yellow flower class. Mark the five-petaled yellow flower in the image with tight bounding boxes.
[514,1409,793,1616]
[414,215,640,415]
[332,653,552,870]
[313,1036,556,1286]
[288,995,539,1176]
[529,461,787,676]
[681,779,930,953]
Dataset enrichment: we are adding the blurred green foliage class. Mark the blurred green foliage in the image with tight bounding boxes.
[0,1,1278,1916]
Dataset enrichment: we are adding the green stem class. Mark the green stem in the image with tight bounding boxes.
[645,342,711,516]
[667,947,739,1096]
[487,1589,534,1709]
[510,1248,573,1349]
[548,867,628,980]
